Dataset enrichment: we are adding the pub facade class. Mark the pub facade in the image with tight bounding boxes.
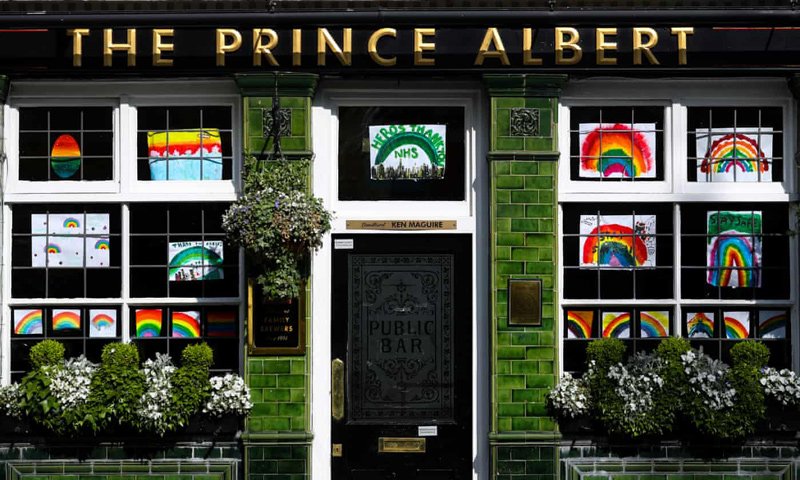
[0,2,797,480]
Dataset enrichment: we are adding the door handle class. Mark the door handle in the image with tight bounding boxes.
[331,358,344,421]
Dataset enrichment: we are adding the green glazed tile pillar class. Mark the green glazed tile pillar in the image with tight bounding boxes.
[484,74,567,480]
[234,73,317,480]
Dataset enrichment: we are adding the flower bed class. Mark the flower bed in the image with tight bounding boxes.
[0,340,252,438]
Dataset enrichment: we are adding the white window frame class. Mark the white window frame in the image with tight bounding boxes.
[1,80,246,383]
[557,77,799,373]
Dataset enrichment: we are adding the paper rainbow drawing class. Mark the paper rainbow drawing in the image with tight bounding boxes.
[147,129,223,181]
[207,311,237,337]
[62,217,81,229]
[172,311,201,338]
[580,214,656,268]
[14,309,43,335]
[696,128,772,182]
[31,213,111,268]
[758,310,787,339]
[46,243,61,254]
[579,123,656,178]
[52,309,81,330]
[602,311,631,338]
[640,311,670,337]
[94,239,110,250]
[724,311,750,339]
[706,211,762,288]
[135,309,162,337]
[50,134,82,179]
[89,309,117,338]
[566,310,594,339]
[168,241,224,281]
[687,312,715,338]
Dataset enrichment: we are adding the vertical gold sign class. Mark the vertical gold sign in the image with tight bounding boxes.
[508,278,542,326]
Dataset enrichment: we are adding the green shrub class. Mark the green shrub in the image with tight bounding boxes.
[168,343,213,427]
[29,340,65,369]
[86,343,145,429]
[181,342,214,369]
[586,338,626,370]
[730,341,770,370]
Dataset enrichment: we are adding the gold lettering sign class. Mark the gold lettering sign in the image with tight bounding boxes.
[346,220,457,231]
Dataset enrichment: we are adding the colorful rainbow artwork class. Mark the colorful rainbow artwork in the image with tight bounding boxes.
[696,128,773,182]
[89,309,117,338]
[50,134,81,179]
[207,311,237,337]
[758,310,787,339]
[602,311,631,338]
[14,309,43,335]
[147,129,223,180]
[172,311,201,338]
[135,309,162,337]
[46,243,61,254]
[94,239,110,250]
[640,311,670,338]
[62,217,81,229]
[687,312,715,338]
[724,311,750,339]
[566,310,594,339]
[706,211,762,288]
[579,123,656,178]
[579,214,656,268]
[52,309,81,331]
[168,241,224,281]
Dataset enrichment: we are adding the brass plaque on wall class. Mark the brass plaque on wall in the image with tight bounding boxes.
[346,220,457,230]
[378,437,426,453]
[508,278,542,326]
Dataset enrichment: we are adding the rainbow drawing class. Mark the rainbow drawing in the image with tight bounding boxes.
[566,310,594,339]
[758,310,787,339]
[52,309,81,331]
[94,239,110,250]
[687,312,715,338]
[148,129,223,181]
[46,243,61,254]
[602,311,631,338]
[207,310,237,337]
[50,134,81,179]
[172,310,201,338]
[697,128,773,182]
[62,217,80,229]
[707,211,762,288]
[14,309,43,335]
[89,309,117,338]
[580,214,656,268]
[724,311,750,339]
[579,123,656,178]
[168,241,224,281]
[640,311,670,338]
[135,309,162,337]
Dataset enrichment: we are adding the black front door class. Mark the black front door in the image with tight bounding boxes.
[331,234,473,480]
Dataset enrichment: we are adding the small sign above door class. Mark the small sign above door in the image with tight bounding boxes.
[346,220,457,230]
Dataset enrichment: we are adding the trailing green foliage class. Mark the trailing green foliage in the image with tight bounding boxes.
[223,156,332,300]
[86,343,145,429]
[29,340,64,369]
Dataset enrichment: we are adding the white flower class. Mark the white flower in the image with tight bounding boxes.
[135,353,176,436]
[0,383,23,418]
[47,356,96,410]
[761,367,800,406]
[203,374,253,417]
[547,372,591,419]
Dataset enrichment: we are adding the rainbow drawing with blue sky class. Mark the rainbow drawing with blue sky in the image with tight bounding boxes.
[706,211,761,288]
[687,312,715,338]
[168,240,224,281]
[696,128,772,182]
[580,214,656,268]
[89,309,117,338]
[13,309,43,335]
[579,123,656,178]
[369,124,446,180]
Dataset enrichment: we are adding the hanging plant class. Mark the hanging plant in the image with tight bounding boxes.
[223,156,333,300]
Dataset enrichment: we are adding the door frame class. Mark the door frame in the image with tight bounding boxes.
[311,80,489,480]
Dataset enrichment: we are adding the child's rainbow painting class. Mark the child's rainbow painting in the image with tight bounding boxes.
[758,310,787,339]
[696,128,772,182]
[566,310,594,339]
[89,309,117,338]
[724,311,751,339]
[639,311,670,337]
[580,214,656,268]
[135,309,162,338]
[168,240,224,282]
[147,129,223,181]
[52,309,81,331]
[30,213,110,268]
[602,311,631,338]
[578,123,656,178]
[706,211,761,288]
[13,309,43,335]
[686,312,715,338]
[172,310,201,338]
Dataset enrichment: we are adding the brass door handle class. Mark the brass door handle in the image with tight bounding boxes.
[331,358,344,421]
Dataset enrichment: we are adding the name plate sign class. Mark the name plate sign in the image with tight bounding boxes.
[346,220,457,230]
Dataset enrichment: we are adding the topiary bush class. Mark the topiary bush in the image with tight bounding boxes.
[29,339,65,369]
[168,343,214,428]
[86,343,145,430]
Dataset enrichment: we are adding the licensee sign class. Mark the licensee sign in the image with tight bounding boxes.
[346,220,457,230]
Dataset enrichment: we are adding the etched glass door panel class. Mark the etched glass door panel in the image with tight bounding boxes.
[349,255,453,424]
